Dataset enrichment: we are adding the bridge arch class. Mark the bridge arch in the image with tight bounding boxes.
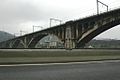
[12,39,21,48]
[77,18,120,47]
[35,34,64,48]
[28,34,47,48]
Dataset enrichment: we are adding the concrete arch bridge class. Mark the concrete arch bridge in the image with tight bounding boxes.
[0,8,120,49]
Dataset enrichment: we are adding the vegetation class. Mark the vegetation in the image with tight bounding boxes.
[0,49,120,58]
[86,39,120,48]
[0,49,120,64]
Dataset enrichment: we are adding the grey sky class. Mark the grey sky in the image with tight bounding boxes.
[0,0,120,39]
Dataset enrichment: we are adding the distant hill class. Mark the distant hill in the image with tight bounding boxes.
[86,39,120,48]
[0,31,14,42]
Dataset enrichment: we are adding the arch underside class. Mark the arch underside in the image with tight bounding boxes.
[10,34,63,48]
[28,34,47,48]
[76,19,120,48]
[29,34,63,48]
[12,40,20,48]
[35,34,64,48]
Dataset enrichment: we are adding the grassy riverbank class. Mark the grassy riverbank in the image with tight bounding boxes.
[0,49,120,64]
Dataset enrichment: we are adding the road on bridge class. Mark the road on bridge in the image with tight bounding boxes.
[0,60,120,80]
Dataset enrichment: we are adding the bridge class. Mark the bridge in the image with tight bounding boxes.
[0,8,120,49]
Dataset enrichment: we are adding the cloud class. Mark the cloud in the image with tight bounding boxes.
[0,0,50,33]
[0,0,44,24]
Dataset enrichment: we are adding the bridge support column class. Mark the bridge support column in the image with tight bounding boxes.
[65,25,76,49]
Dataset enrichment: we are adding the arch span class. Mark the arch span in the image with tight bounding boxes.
[12,39,21,48]
[35,34,64,48]
[77,18,120,47]
[28,34,47,48]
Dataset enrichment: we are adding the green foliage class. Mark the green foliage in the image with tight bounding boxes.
[0,49,120,58]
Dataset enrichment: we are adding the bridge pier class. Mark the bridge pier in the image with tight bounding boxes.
[65,23,76,49]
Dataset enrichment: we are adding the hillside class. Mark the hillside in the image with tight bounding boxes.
[0,31,14,42]
[86,39,120,48]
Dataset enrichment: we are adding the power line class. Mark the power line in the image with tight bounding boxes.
[33,25,43,32]
[50,18,62,27]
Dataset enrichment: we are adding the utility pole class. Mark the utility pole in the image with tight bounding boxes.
[33,25,34,33]
[96,0,108,14]
[97,0,99,14]
[20,30,27,36]
[33,25,43,32]
[13,33,19,38]
[20,30,22,36]
[50,18,62,27]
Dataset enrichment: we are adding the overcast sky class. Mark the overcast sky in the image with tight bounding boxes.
[0,0,120,39]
